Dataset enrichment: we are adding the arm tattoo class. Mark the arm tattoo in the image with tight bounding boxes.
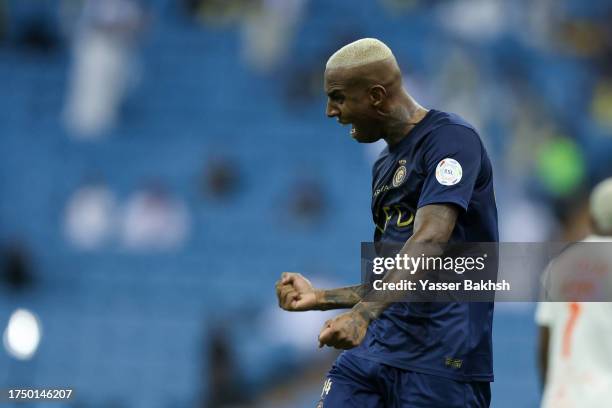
[317,285,366,310]
[354,301,386,322]
[352,204,459,322]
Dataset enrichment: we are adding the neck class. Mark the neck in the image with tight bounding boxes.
[382,92,428,147]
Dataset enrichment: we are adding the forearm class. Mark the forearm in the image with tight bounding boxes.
[353,204,457,321]
[354,237,445,320]
[315,285,367,310]
[315,240,446,351]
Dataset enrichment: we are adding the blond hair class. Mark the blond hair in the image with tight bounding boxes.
[326,38,396,69]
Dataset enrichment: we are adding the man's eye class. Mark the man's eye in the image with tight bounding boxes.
[329,94,344,103]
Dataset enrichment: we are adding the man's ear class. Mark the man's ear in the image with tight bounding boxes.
[369,85,387,109]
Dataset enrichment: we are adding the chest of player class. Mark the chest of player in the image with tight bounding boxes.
[371,153,424,240]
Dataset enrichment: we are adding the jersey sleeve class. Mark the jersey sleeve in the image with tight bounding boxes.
[417,125,482,211]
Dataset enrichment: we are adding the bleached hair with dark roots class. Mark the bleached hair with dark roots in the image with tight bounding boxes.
[326,38,396,69]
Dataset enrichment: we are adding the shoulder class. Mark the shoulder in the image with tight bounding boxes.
[419,112,483,157]
[426,111,481,144]
[429,110,477,130]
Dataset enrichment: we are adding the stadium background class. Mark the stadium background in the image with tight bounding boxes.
[0,0,611,406]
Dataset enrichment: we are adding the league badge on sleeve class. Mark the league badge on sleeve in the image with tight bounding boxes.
[435,158,462,186]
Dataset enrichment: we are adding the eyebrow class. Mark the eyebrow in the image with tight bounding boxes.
[327,90,344,98]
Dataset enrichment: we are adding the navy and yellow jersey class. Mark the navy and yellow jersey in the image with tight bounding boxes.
[347,109,498,382]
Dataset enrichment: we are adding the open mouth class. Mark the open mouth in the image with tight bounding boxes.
[336,119,357,136]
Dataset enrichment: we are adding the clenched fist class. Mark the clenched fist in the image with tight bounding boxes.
[275,272,319,311]
[318,309,369,350]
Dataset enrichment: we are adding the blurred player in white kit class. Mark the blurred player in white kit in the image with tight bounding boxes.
[536,177,612,408]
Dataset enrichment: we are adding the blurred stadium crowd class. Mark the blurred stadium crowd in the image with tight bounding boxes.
[0,0,611,407]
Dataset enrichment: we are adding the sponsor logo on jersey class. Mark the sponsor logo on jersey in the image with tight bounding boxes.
[373,184,392,198]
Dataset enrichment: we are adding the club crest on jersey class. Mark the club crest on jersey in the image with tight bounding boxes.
[392,165,407,187]
[435,158,462,186]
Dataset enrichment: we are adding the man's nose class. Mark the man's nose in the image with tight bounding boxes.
[326,102,339,118]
